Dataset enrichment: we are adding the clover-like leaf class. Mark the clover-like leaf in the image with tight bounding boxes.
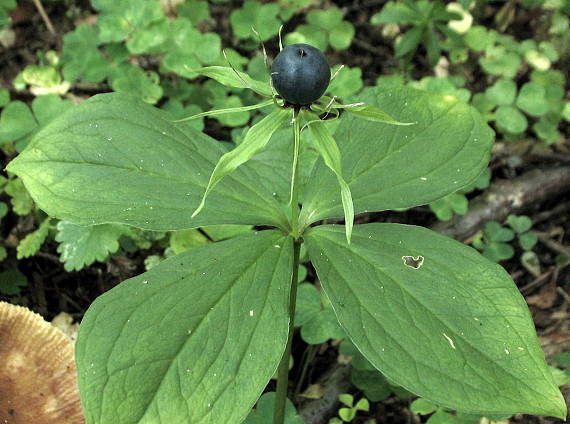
[230,0,281,41]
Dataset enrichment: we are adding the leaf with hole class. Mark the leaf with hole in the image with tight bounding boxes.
[305,223,565,417]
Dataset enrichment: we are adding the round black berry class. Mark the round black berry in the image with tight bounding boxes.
[271,43,330,106]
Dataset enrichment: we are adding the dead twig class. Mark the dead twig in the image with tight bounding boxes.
[556,287,570,304]
[32,0,56,37]
[298,363,352,424]
[430,166,570,241]
[535,232,570,258]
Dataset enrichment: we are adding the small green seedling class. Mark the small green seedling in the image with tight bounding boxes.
[473,215,537,263]
[411,398,513,424]
[329,394,369,423]
[7,37,566,424]
[285,7,355,51]
[371,0,462,66]
[0,269,28,296]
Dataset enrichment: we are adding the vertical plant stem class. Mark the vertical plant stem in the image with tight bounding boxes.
[273,240,301,424]
[289,108,301,239]
[274,108,303,424]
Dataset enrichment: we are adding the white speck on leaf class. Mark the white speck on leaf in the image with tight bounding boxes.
[443,333,456,349]
[143,280,148,284]
[420,177,427,181]
[249,310,254,316]
[505,348,510,354]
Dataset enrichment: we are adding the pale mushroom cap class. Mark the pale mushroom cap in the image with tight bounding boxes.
[0,301,84,424]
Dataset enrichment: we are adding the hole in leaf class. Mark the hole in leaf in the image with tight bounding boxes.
[402,255,424,269]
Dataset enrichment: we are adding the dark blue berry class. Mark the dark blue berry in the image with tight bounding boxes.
[271,43,330,106]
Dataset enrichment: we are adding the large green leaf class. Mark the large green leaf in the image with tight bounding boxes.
[305,224,566,418]
[7,93,288,230]
[299,87,494,227]
[76,230,293,424]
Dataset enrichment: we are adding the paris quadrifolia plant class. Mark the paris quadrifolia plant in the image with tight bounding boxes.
[6,35,566,424]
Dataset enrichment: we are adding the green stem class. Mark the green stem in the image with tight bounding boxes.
[273,240,301,424]
[289,108,301,239]
[274,108,303,424]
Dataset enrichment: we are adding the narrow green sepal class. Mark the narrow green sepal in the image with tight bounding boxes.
[307,118,354,244]
[188,66,273,97]
[174,99,274,122]
[193,108,291,217]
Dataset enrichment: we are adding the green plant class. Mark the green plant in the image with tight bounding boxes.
[230,0,282,43]
[371,0,462,66]
[473,215,538,263]
[0,269,28,295]
[0,0,16,28]
[329,394,369,423]
[477,71,566,143]
[7,38,567,424]
[411,397,513,424]
[428,168,491,221]
[0,94,72,151]
[285,7,355,51]
[295,282,345,344]
[340,339,412,404]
